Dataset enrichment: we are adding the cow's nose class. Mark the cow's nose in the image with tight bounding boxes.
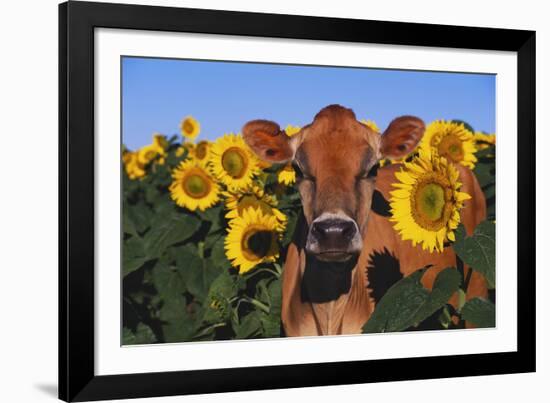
[311,219,357,242]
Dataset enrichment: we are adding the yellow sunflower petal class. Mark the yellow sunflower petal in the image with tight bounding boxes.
[277,163,296,185]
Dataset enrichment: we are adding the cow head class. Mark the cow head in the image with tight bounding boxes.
[243,105,424,263]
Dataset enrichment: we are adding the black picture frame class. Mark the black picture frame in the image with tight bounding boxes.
[59,1,536,401]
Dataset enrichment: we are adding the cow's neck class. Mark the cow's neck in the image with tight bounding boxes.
[300,253,358,335]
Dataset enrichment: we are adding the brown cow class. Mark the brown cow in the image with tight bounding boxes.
[243,105,488,337]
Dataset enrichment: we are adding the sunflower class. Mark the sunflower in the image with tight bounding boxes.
[209,133,260,191]
[225,207,281,274]
[122,150,133,166]
[389,151,471,253]
[419,120,477,169]
[123,151,146,180]
[285,124,301,137]
[152,133,168,164]
[224,185,287,230]
[361,119,380,133]
[169,159,220,211]
[473,132,496,151]
[180,115,200,140]
[137,144,161,166]
[152,133,168,150]
[190,140,211,161]
[277,163,296,185]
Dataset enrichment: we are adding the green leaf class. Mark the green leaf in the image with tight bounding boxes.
[473,160,495,190]
[233,311,262,339]
[123,211,139,238]
[209,270,239,300]
[262,282,282,337]
[362,267,461,333]
[475,145,496,161]
[482,184,496,200]
[410,268,462,326]
[204,229,224,250]
[199,205,225,233]
[461,298,495,328]
[152,262,186,299]
[159,296,201,342]
[173,245,222,301]
[186,258,222,301]
[122,323,157,345]
[144,214,201,258]
[281,211,299,247]
[123,236,149,277]
[153,251,206,342]
[267,279,282,312]
[203,271,239,323]
[210,235,231,269]
[453,221,496,289]
[124,202,153,234]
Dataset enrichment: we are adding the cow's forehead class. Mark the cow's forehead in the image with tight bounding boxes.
[297,117,380,173]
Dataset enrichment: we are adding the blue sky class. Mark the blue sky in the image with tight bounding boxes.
[122,57,495,150]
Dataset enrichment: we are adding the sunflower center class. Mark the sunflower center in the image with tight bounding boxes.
[195,142,208,159]
[417,183,445,221]
[183,173,210,199]
[411,175,452,231]
[183,120,194,134]
[222,148,248,179]
[242,228,274,260]
[438,134,464,162]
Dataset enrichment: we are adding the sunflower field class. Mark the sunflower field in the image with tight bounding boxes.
[122,116,496,345]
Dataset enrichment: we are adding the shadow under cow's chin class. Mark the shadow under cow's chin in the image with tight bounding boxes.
[300,253,358,304]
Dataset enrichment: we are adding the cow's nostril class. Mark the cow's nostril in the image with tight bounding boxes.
[311,221,326,237]
[341,221,356,240]
[311,219,356,240]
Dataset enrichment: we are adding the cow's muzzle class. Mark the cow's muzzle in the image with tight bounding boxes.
[305,213,363,262]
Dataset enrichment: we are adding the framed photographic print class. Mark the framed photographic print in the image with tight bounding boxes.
[59,1,536,401]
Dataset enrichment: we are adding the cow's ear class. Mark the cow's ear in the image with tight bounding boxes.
[242,120,296,163]
[380,116,425,159]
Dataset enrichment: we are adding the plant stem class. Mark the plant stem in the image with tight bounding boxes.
[197,241,205,258]
[194,322,226,339]
[243,296,270,314]
[245,267,280,279]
